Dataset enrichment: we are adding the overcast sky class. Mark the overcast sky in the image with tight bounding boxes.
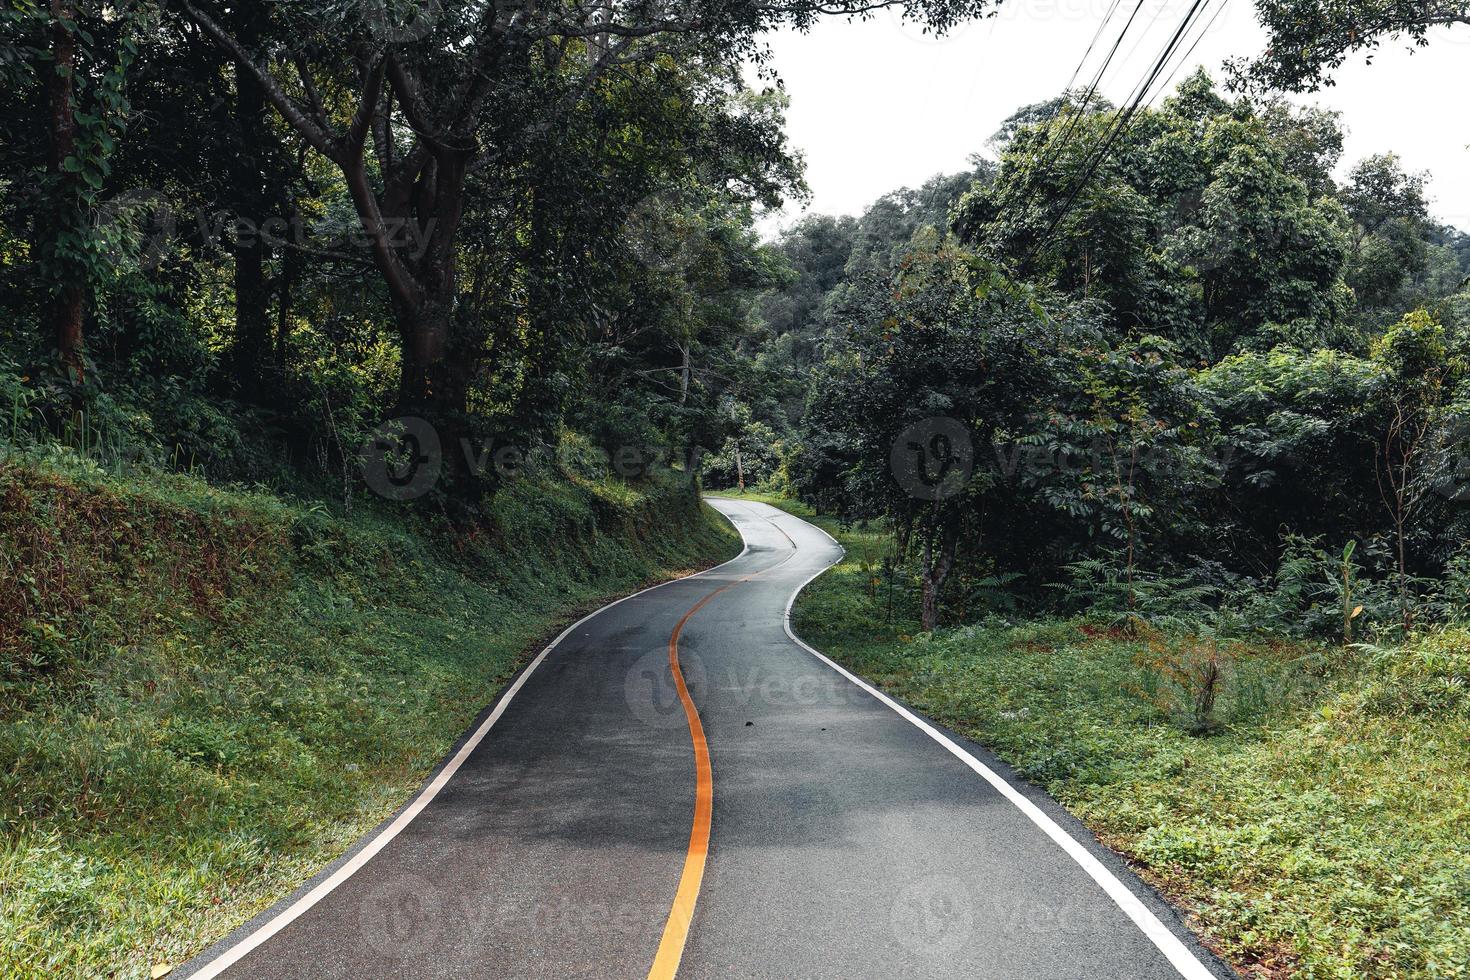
[748,1,1470,236]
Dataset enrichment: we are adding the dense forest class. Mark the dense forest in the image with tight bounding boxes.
[2,2,1467,643]
[722,72,1470,637]
[3,0,1006,513]
[5,0,1470,975]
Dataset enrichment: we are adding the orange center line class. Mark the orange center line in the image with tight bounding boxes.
[645,581,729,980]
[646,530,798,979]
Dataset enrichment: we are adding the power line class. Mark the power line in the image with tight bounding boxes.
[1020,0,1218,266]
[1042,0,1153,172]
[1066,0,1126,94]
[998,0,1151,237]
[1153,0,1230,99]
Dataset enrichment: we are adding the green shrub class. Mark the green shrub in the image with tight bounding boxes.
[1357,629,1470,717]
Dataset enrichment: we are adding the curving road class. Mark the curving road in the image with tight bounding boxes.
[178,498,1233,980]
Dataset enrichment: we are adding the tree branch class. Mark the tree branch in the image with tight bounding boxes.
[173,0,340,160]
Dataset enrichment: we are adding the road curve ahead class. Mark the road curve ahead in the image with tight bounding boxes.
[178,498,1232,980]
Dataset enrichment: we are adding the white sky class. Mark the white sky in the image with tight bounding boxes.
[749,1,1470,236]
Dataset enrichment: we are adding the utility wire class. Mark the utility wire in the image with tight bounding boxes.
[1019,0,1217,266]
[1034,0,1151,178]
[992,0,1148,241]
[1152,0,1229,98]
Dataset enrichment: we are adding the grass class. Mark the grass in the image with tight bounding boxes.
[0,452,739,979]
[750,494,1470,980]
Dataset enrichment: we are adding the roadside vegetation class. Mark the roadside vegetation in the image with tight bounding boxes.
[745,494,1470,978]
[707,63,1470,978]
[0,448,736,978]
[6,0,1470,977]
[4,3,789,973]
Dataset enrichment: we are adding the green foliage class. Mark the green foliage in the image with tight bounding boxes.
[1054,553,1217,628]
[703,413,787,490]
[956,71,1357,360]
[0,0,840,511]
[744,70,1470,642]
[1373,307,1449,380]
[2,4,1469,973]
[0,456,738,975]
[1237,0,1470,92]
[1355,630,1470,719]
[783,501,1470,978]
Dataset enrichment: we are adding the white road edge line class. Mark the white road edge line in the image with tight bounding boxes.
[756,501,1218,980]
[186,518,753,980]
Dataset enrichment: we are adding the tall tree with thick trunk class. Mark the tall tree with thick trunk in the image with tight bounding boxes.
[45,0,84,386]
[26,1,137,393]
[170,0,993,502]
[228,15,274,402]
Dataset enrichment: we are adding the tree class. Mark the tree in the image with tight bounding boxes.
[1255,98,1343,200]
[1371,309,1460,629]
[955,71,1352,360]
[1237,0,1469,92]
[841,164,993,281]
[45,0,83,384]
[1197,346,1387,571]
[1338,154,1436,315]
[800,236,1056,629]
[170,0,992,501]
[8,1,139,389]
[1019,337,1216,610]
[759,213,855,354]
[573,187,788,466]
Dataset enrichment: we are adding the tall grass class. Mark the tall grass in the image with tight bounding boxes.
[0,455,738,978]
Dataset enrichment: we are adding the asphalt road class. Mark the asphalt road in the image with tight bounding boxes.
[178,498,1233,980]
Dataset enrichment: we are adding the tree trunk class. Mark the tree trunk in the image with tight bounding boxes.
[506,172,566,441]
[392,295,480,509]
[233,234,270,395]
[894,511,913,564]
[231,60,273,401]
[276,224,295,364]
[678,341,691,405]
[733,442,744,493]
[46,0,84,386]
[397,297,454,408]
[921,574,940,632]
[919,519,957,632]
[1396,512,1410,632]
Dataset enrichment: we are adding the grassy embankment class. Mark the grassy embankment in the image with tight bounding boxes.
[0,455,738,979]
[740,492,1470,979]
